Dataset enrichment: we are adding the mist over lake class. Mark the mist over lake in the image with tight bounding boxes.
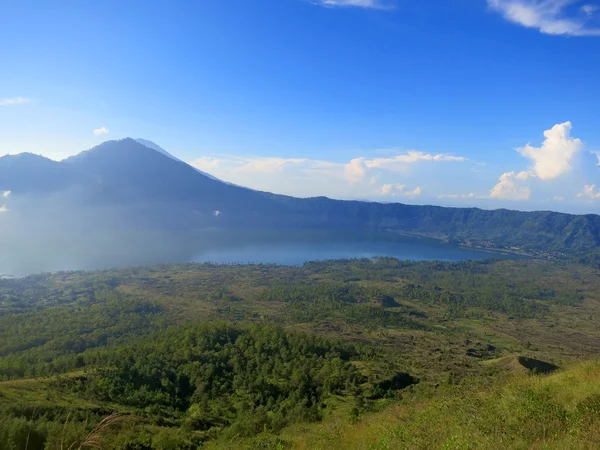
[192,237,509,266]
[0,229,520,277]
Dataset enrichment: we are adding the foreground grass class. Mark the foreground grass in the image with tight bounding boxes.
[208,360,600,450]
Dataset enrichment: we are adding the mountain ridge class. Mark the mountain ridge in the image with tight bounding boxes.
[134,138,222,182]
[2,138,600,255]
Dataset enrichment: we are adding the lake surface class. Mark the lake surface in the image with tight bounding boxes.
[193,239,515,266]
[1,229,521,277]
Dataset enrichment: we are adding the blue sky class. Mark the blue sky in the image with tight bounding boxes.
[1,0,600,212]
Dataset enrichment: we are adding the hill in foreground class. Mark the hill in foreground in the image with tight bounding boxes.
[1,258,600,447]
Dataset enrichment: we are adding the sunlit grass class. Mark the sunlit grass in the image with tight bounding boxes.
[249,361,600,450]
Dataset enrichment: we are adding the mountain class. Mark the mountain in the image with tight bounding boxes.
[64,138,229,203]
[2,137,600,255]
[134,138,221,181]
[59,138,286,230]
[0,152,86,194]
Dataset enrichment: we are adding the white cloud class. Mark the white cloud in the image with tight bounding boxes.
[93,127,109,136]
[488,0,600,36]
[438,192,479,199]
[490,170,533,200]
[235,157,309,174]
[0,205,8,214]
[313,0,393,9]
[342,151,468,183]
[488,122,598,204]
[1,191,10,198]
[365,151,467,170]
[517,121,583,180]
[582,4,598,16]
[379,184,423,197]
[192,155,330,175]
[188,148,471,200]
[578,184,600,200]
[0,97,31,106]
[345,158,367,183]
[191,156,222,171]
[191,149,469,191]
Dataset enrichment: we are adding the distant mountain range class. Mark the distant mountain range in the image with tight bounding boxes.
[2,138,600,255]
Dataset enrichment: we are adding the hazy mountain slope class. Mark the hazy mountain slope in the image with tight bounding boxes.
[134,138,221,181]
[0,153,87,194]
[65,138,224,203]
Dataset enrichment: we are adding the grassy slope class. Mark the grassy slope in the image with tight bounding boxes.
[205,360,600,449]
[5,360,600,449]
[0,376,91,408]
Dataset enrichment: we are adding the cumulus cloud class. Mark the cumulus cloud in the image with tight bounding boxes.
[345,158,367,183]
[485,120,600,209]
[490,171,533,200]
[488,121,589,202]
[578,184,600,200]
[0,97,31,106]
[93,127,109,136]
[313,0,394,9]
[379,184,422,197]
[0,205,8,213]
[517,121,582,180]
[1,191,10,198]
[488,0,600,36]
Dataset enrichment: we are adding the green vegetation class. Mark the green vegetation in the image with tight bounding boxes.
[275,197,600,253]
[81,324,374,434]
[265,360,600,450]
[2,257,600,448]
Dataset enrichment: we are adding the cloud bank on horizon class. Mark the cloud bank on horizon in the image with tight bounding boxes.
[189,149,465,201]
[188,121,599,211]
